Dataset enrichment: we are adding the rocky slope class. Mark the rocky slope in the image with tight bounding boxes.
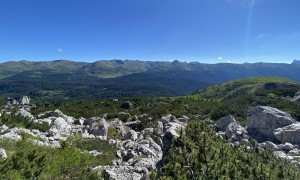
[0,96,189,179]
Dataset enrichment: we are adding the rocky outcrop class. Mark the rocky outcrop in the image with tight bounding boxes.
[216,115,236,131]
[274,123,300,145]
[247,106,296,142]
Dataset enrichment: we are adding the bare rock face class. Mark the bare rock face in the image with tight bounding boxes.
[216,115,236,131]
[247,106,296,142]
[274,123,300,145]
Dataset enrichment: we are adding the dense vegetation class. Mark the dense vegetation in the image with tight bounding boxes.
[160,119,300,179]
[0,136,115,179]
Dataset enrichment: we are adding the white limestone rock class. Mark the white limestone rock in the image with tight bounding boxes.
[247,106,296,142]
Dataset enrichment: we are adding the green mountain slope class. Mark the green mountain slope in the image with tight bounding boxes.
[1,60,300,99]
[193,77,298,100]
[188,77,300,123]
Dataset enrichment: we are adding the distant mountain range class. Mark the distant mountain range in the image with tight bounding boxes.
[0,60,300,100]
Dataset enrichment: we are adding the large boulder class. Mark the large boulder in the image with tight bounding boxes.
[247,106,296,142]
[274,123,300,145]
[216,115,236,131]
[48,117,72,140]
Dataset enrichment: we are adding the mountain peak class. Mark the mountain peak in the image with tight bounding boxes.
[292,59,300,65]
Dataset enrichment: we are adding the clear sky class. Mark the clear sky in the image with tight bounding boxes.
[0,0,299,63]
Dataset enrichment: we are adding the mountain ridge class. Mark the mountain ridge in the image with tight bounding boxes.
[1,60,300,99]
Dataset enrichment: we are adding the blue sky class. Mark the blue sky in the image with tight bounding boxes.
[0,0,299,63]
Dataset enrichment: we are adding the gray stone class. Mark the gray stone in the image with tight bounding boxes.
[274,123,300,145]
[247,106,296,142]
[124,130,138,141]
[216,115,236,131]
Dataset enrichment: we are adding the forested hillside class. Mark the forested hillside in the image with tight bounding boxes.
[1,60,300,99]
